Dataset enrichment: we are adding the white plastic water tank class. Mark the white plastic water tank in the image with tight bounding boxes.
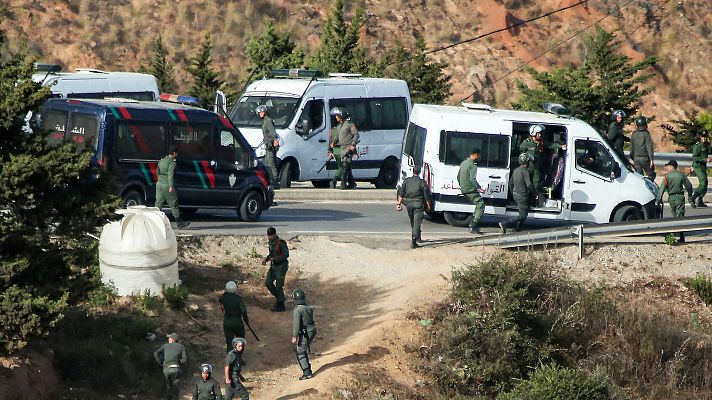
[99,206,179,296]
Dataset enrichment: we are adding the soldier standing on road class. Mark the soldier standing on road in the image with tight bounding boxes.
[499,153,535,234]
[224,338,249,400]
[656,160,692,243]
[262,227,289,312]
[520,124,545,194]
[329,107,359,190]
[155,145,189,229]
[256,105,280,189]
[192,364,223,400]
[219,281,250,353]
[607,110,628,157]
[291,288,317,381]
[630,116,656,180]
[690,130,711,208]
[458,148,485,235]
[154,333,187,400]
[396,165,432,248]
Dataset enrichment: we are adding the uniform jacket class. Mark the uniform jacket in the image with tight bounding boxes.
[630,129,654,161]
[457,158,480,195]
[333,120,359,151]
[192,377,223,400]
[268,237,289,265]
[292,303,316,338]
[398,176,431,206]
[510,165,534,198]
[520,138,543,162]
[157,155,176,187]
[656,169,692,203]
[154,342,187,368]
[261,116,278,150]
[691,141,709,165]
[607,121,626,151]
[224,349,246,381]
[219,293,249,324]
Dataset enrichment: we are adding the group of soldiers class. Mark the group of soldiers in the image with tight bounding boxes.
[152,227,317,400]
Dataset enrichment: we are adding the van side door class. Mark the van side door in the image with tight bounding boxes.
[293,98,329,179]
[566,138,619,222]
[170,122,215,207]
[211,128,253,206]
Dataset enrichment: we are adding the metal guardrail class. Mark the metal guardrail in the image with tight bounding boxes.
[626,152,693,168]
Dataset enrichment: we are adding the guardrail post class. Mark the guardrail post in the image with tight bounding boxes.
[572,225,584,259]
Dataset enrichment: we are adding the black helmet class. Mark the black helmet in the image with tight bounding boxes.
[292,288,306,301]
[635,116,648,128]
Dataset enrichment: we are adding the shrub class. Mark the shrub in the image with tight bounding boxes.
[682,274,712,305]
[163,284,189,310]
[132,289,160,315]
[498,364,617,400]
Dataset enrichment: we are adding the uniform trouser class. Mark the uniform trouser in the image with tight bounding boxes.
[668,194,686,218]
[693,162,708,198]
[339,149,353,187]
[502,194,530,231]
[633,157,656,180]
[155,182,181,220]
[296,326,317,373]
[264,148,278,184]
[265,262,288,302]
[527,162,541,193]
[225,379,249,400]
[332,147,342,179]
[464,193,485,226]
[162,366,181,400]
[223,318,245,352]
[405,202,424,240]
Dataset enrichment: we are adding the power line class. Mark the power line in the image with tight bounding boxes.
[425,0,591,55]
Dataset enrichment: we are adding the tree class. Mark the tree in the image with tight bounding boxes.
[380,38,452,104]
[245,21,305,81]
[148,33,177,93]
[187,33,223,109]
[0,31,119,353]
[513,26,656,131]
[662,111,712,151]
[307,0,367,74]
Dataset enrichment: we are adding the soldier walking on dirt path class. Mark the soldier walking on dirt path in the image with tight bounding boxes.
[192,363,223,400]
[292,288,317,380]
[153,332,187,400]
[396,165,432,248]
[690,129,711,208]
[262,227,289,312]
[458,148,485,234]
[224,338,249,400]
[220,281,250,353]
[656,160,692,243]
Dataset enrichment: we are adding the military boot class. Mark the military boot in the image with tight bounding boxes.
[498,222,507,235]
[416,234,422,243]
[176,218,190,229]
[329,177,338,189]
[469,223,481,235]
[299,369,313,380]
[697,196,707,207]
[679,232,686,243]
[410,239,419,249]
[271,301,285,312]
[690,193,698,208]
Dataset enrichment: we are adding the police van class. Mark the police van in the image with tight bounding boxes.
[228,69,412,188]
[398,103,660,226]
[36,97,274,221]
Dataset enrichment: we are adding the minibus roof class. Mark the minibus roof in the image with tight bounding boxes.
[244,76,409,97]
[411,103,579,126]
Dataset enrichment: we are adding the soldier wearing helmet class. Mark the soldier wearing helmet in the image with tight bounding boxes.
[224,338,249,400]
[690,129,711,208]
[630,116,656,180]
[607,110,628,156]
[329,107,359,190]
[153,332,187,400]
[192,363,223,400]
[499,153,535,234]
[396,165,432,248]
[291,288,317,380]
[256,104,280,188]
[520,124,545,194]
[219,281,250,352]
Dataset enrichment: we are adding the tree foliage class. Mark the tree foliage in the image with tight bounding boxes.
[307,0,367,74]
[0,31,119,354]
[245,21,305,81]
[148,33,177,93]
[187,33,224,109]
[661,111,712,151]
[513,26,656,131]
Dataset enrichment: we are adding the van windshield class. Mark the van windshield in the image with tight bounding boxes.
[230,96,300,129]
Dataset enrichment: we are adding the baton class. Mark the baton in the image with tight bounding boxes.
[245,321,260,342]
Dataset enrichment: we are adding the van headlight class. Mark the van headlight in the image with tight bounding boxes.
[644,177,658,196]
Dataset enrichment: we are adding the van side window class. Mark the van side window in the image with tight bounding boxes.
[439,131,509,169]
[297,100,325,136]
[68,112,100,153]
[42,110,69,146]
[574,139,614,178]
[369,98,407,130]
[172,124,212,159]
[330,99,370,131]
[403,123,427,166]
[217,129,246,166]
[116,122,166,160]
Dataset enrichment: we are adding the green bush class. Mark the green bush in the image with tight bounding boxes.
[682,274,712,305]
[0,286,67,353]
[163,284,189,310]
[132,289,161,315]
[498,364,617,400]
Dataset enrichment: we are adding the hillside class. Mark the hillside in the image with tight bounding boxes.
[1,0,710,150]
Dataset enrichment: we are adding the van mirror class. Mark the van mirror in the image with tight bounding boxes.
[296,118,311,136]
[611,162,622,180]
[214,90,227,115]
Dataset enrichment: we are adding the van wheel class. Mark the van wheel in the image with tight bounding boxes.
[238,191,264,222]
[279,161,294,188]
[375,158,399,189]
[123,190,144,208]
[311,180,330,188]
[444,211,473,227]
[613,205,642,222]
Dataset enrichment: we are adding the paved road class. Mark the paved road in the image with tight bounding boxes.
[177,201,712,238]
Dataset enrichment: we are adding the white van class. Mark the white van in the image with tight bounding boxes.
[33,64,159,101]
[229,70,412,188]
[398,103,660,226]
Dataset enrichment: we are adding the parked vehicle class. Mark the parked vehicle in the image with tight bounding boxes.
[399,102,660,226]
[37,97,273,221]
[228,69,412,188]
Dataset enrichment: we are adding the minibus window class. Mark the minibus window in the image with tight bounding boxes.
[172,124,212,159]
[403,123,426,166]
[68,112,100,153]
[116,123,166,160]
[439,131,510,169]
[369,98,407,130]
[330,99,371,131]
[43,110,69,146]
[574,139,615,178]
[297,100,325,136]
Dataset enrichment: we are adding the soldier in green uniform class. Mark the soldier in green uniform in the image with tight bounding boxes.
[690,130,710,208]
[291,288,317,381]
[328,126,342,188]
[256,105,280,189]
[262,227,289,312]
[656,160,692,243]
[520,124,545,194]
[224,338,249,400]
[155,146,189,229]
[192,364,223,400]
[457,148,485,234]
[396,165,432,248]
[219,281,250,353]
[499,153,535,234]
[607,110,628,157]
[630,116,656,180]
[154,332,187,400]
[330,107,359,190]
